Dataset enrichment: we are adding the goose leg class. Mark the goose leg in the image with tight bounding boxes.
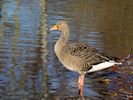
[78,75,81,90]
[78,74,85,96]
[80,74,85,96]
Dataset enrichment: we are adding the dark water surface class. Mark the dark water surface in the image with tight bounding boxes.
[0,0,133,100]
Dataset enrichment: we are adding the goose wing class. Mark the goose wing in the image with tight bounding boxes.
[67,43,110,66]
[63,42,120,72]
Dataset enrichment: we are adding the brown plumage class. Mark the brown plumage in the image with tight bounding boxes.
[50,21,121,96]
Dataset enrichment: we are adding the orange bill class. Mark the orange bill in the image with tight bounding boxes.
[50,25,58,30]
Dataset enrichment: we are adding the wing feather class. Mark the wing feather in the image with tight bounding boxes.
[65,43,110,65]
[63,42,119,72]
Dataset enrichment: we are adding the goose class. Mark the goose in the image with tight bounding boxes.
[50,21,122,96]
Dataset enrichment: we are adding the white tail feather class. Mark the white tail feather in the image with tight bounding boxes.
[88,61,122,73]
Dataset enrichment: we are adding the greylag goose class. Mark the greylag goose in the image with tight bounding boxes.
[50,21,121,96]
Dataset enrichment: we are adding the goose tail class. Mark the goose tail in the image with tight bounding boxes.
[88,60,122,73]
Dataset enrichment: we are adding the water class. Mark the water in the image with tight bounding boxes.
[0,0,133,100]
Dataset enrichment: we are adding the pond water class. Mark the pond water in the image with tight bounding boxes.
[0,0,133,100]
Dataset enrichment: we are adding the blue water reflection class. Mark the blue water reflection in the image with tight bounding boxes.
[0,0,133,100]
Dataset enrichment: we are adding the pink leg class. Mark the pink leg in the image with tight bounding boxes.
[80,74,85,96]
[78,75,81,90]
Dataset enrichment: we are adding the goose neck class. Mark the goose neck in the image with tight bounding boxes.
[59,30,70,43]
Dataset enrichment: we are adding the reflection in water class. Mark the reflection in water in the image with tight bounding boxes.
[0,0,44,100]
[0,0,132,100]
[39,0,49,99]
